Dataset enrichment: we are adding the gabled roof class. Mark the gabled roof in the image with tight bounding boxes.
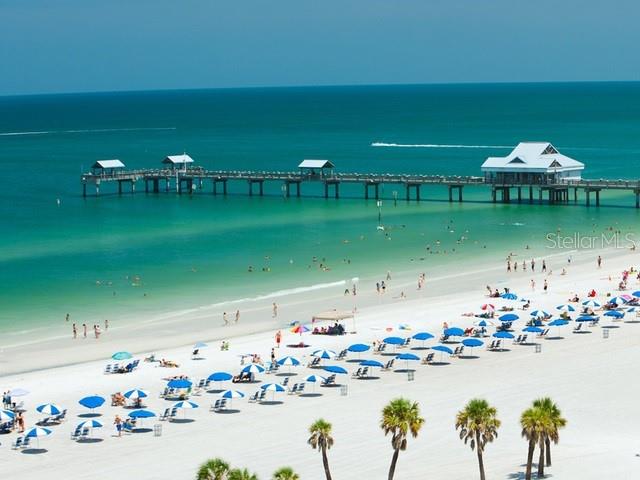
[482,142,584,172]
[92,159,125,169]
[298,159,334,169]
[163,154,194,165]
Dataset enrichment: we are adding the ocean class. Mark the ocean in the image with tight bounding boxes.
[1,82,639,337]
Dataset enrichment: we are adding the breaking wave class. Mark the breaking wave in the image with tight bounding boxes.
[0,127,176,137]
[371,142,513,149]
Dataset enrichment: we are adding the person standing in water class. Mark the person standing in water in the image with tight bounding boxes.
[597,255,602,268]
[235,310,240,324]
[223,312,228,326]
[272,303,278,318]
[82,323,87,338]
[72,323,77,339]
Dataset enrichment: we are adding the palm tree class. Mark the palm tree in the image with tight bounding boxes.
[227,468,258,480]
[521,407,548,480]
[455,398,501,480]
[533,397,567,467]
[380,398,425,480]
[197,458,230,480]
[308,418,334,480]
[272,466,300,480]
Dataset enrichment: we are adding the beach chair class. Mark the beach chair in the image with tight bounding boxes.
[248,391,260,403]
[297,382,306,394]
[589,317,600,327]
[288,383,299,395]
[337,349,348,360]
[381,359,395,371]
[402,338,411,348]
[374,343,386,354]
[514,335,523,344]
[538,329,549,338]
[257,390,267,402]
[487,340,497,350]
[196,379,206,389]
[53,409,67,423]
[422,353,435,365]
[70,425,83,440]
[573,323,583,333]
[351,368,362,378]
[360,367,369,378]
[453,346,464,357]
[104,364,113,374]
[282,377,290,387]
[159,407,172,421]
[210,399,227,412]
[439,334,450,343]
[321,374,336,387]
[12,436,23,450]
[308,357,321,368]
[79,427,90,441]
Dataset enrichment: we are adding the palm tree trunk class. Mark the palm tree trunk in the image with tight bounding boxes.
[537,439,545,478]
[545,437,551,466]
[525,439,536,480]
[476,432,486,480]
[321,445,332,480]
[388,448,400,480]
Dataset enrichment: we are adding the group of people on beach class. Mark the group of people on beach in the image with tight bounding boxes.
[71,317,108,339]
[506,256,545,273]
[222,310,240,326]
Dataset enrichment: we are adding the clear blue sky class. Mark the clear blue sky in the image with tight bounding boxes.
[1,0,638,96]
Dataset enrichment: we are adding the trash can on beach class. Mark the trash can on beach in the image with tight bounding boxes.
[154,424,162,437]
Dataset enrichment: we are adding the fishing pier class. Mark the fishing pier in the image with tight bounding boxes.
[81,155,640,208]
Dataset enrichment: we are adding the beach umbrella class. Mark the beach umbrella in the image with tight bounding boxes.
[461,338,483,356]
[499,313,519,322]
[323,365,348,375]
[529,310,549,318]
[304,374,326,383]
[261,383,286,401]
[291,324,310,335]
[473,319,494,328]
[167,379,193,389]
[431,344,453,363]
[78,395,105,410]
[608,296,627,305]
[0,410,15,422]
[25,426,52,448]
[501,293,518,300]
[396,352,420,371]
[493,331,515,339]
[582,300,601,308]
[481,304,495,311]
[219,390,245,399]
[444,327,464,337]
[77,419,103,430]
[173,401,199,410]
[36,403,62,416]
[631,291,640,298]
[627,307,637,313]
[347,343,370,353]
[111,351,133,361]
[548,318,569,337]
[575,315,597,322]
[311,349,336,359]
[241,364,265,374]
[604,310,624,319]
[411,332,434,348]
[383,336,405,345]
[523,326,543,333]
[194,342,208,348]
[276,356,300,367]
[128,409,155,419]
[8,388,29,397]
[360,359,384,368]
[556,304,575,312]
[124,389,149,400]
[207,372,233,382]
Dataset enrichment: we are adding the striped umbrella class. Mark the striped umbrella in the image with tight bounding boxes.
[219,389,245,399]
[276,356,300,367]
[0,409,15,422]
[529,310,549,318]
[36,403,62,416]
[124,389,148,400]
[311,349,336,359]
[303,374,326,393]
[291,324,310,335]
[77,419,104,430]
[241,364,265,374]
[582,300,601,308]
[25,426,52,447]
[261,383,286,401]
[556,304,575,312]
[173,401,199,409]
[609,296,628,305]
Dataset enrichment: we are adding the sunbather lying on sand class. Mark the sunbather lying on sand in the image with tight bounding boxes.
[160,359,179,368]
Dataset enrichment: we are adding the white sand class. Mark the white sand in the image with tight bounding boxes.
[1,246,640,479]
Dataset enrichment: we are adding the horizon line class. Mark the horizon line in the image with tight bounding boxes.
[1,79,639,100]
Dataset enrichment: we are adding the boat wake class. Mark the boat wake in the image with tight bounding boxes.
[0,127,176,137]
[371,142,512,149]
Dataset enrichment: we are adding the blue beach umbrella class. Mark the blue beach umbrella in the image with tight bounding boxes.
[128,409,156,419]
[396,352,420,371]
[36,403,62,416]
[556,304,575,312]
[124,389,148,400]
[548,319,569,327]
[219,390,245,399]
[277,356,300,367]
[604,310,624,318]
[208,372,233,382]
[347,343,370,353]
[431,345,454,355]
[501,293,518,300]
[0,410,15,422]
[173,401,199,410]
[575,315,597,322]
[523,326,543,333]
[241,364,265,374]
[444,327,464,337]
[304,374,326,383]
[530,310,549,318]
[383,336,405,345]
[78,395,105,410]
[499,313,519,322]
[360,359,384,368]
[167,379,192,389]
[261,383,286,392]
[194,342,208,349]
[412,332,434,341]
[493,331,515,339]
[324,365,348,375]
[312,349,336,359]
[608,296,627,305]
[632,291,640,298]
[462,338,483,356]
[111,351,133,361]
[77,419,103,430]
[582,300,601,308]
[473,319,493,328]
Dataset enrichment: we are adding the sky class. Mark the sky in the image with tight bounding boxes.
[1,0,639,96]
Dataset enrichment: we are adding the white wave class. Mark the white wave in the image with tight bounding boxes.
[371,142,513,149]
[0,127,176,137]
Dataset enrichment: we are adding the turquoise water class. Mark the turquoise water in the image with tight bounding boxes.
[1,82,639,334]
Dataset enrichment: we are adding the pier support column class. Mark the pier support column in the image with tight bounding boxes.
[375,183,379,200]
[145,180,149,194]
[324,183,329,199]
[249,181,253,196]
[259,181,264,196]
[153,179,159,193]
[586,190,590,207]
[416,185,421,201]
[517,187,522,203]
[635,190,640,209]
[458,186,463,202]
[364,184,369,200]
[118,181,123,195]
[131,181,136,194]
[335,183,339,199]
[448,186,453,203]
[529,186,533,204]
[574,188,578,203]
[595,190,600,207]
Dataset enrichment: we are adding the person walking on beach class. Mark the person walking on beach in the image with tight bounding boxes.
[352,283,357,296]
[270,348,276,365]
[542,260,547,273]
[72,323,77,339]
[507,260,511,272]
[235,310,240,324]
[82,323,87,338]
[114,415,123,437]
[531,258,536,272]
[531,279,535,291]
[597,255,602,268]
[223,312,228,326]
[543,279,548,293]
[272,302,278,318]
[16,412,25,433]
[275,330,282,348]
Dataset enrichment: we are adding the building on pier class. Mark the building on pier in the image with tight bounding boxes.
[298,159,335,179]
[162,153,194,170]
[91,159,125,175]
[481,142,584,184]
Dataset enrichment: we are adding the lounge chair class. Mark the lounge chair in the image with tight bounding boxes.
[79,427,90,441]
[336,349,348,360]
[70,425,83,440]
[210,399,227,412]
[573,323,583,333]
[321,374,336,387]
[374,343,386,354]
[381,359,395,371]
[248,391,260,403]
[12,436,23,450]
[104,364,113,374]
[308,357,321,368]
[402,338,411,348]
[52,409,67,424]
[351,368,362,378]
[281,377,290,387]
[360,367,369,378]
[421,353,435,364]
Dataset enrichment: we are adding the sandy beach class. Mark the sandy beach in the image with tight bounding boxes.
[1,245,640,479]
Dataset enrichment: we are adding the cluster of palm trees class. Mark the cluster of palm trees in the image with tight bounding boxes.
[196,396,565,480]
